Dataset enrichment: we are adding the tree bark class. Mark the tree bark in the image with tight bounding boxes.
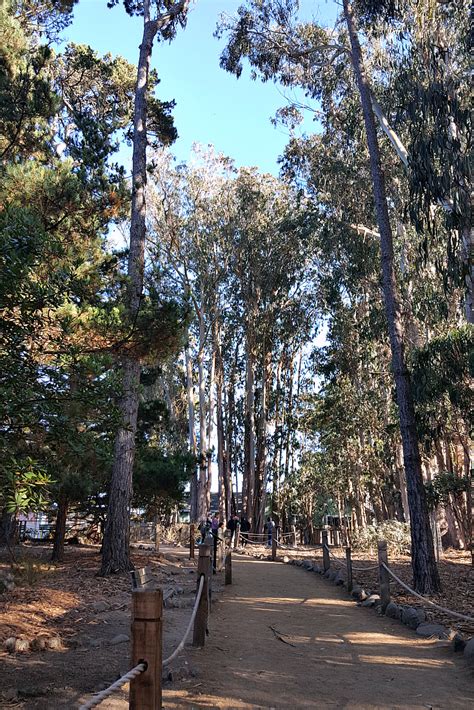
[197,308,208,521]
[244,335,255,522]
[185,334,198,521]
[343,0,440,592]
[100,0,154,565]
[51,493,68,563]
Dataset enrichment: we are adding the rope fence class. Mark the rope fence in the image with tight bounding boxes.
[79,663,147,710]
[382,562,474,623]
[80,541,225,709]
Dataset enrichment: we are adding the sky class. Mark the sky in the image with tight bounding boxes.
[65,0,340,175]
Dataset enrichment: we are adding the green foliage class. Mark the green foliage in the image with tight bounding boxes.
[133,449,195,516]
[0,458,52,515]
[424,472,469,511]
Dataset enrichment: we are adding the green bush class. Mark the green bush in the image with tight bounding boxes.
[352,520,411,555]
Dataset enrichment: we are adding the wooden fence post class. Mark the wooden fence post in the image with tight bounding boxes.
[378,539,390,612]
[154,524,160,552]
[291,524,296,546]
[345,546,353,593]
[322,530,330,572]
[271,534,277,561]
[193,544,210,647]
[225,550,232,585]
[130,589,162,710]
[189,524,195,559]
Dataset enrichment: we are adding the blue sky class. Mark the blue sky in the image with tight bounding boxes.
[66,0,340,175]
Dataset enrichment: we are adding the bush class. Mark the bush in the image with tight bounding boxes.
[352,521,411,555]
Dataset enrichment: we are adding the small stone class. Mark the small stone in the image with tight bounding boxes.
[452,633,466,652]
[328,570,337,581]
[401,606,425,629]
[45,636,63,651]
[362,594,381,608]
[283,556,289,563]
[351,586,367,602]
[4,637,17,653]
[334,571,346,586]
[416,623,451,639]
[463,637,474,662]
[110,634,129,645]
[89,638,103,648]
[30,635,48,651]
[91,600,109,613]
[15,638,31,653]
[385,601,401,619]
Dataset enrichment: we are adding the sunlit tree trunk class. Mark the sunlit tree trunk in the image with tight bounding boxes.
[185,333,198,521]
[197,308,207,521]
[343,0,440,592]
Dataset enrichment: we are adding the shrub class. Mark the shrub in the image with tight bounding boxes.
[352,520,411,555]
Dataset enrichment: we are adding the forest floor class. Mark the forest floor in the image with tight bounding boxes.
[0,543,472,709]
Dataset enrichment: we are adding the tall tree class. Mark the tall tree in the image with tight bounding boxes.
[100,0,190,575]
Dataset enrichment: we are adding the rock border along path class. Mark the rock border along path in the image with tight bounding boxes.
[163,553,473,709]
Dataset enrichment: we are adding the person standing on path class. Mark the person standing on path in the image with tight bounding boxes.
[266,516,275,547]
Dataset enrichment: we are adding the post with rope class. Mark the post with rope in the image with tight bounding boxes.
[322,530,330,572]
[378,539,390,612]
[225,549,232,585]
[189,524,195,559]
[345,547,353,593]
[271,534,277,561]
[193,544,210,647]
[130,589,162,710]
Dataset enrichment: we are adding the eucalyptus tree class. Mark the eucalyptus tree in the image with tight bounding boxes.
[100,0,190,575]
[218,0,444,592]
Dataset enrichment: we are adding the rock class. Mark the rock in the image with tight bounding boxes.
[401,606,425,629]
[362,594,381,608]
[4,637,17,653]
[30,635,49,651]
[416,623,451,640]
[334,571,346,586]
[91,600,109,613]
[463,637,474,663]
[351,586,367,602]
[45,636,63,651]
[385,601,401,619]
[89,638,103,648]
[303,561,313,570]
[110,634,129,645]
[15,638,31,653]
[452,633,466,652]
[328,570,337,581]
[283,556,290,563]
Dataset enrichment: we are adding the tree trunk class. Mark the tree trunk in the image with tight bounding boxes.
[185,335,198,521]
[51,493,68,563]
[244,336,255,522]
[197,309,208,521]
[343,0,440,592]
[100,1,158,575]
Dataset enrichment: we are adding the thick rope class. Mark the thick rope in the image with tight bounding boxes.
[325,545,379,571]
[79,663,146,710]
[163,574,205,666]
[382,562,474,623]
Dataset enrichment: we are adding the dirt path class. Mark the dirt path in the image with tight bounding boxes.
[163,554,473,710]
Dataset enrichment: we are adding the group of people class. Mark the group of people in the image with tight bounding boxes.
[197,513,276,547]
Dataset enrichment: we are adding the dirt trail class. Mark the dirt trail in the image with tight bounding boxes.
[163,553,473,710]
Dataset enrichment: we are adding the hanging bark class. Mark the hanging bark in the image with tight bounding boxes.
[101,0,190,574]
[343,0,440,592]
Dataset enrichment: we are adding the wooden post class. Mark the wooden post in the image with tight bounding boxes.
[189,524,195,560]
[154,524,160,552]
[378,539,390,612]
[291,524,296,546]
[271,535,277,561]
[234,522,240,548]
[130,589,162,710]
[193,544,210,647]
[225,550,232,585]
[345,546,353,593]
[322,530,330,572]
